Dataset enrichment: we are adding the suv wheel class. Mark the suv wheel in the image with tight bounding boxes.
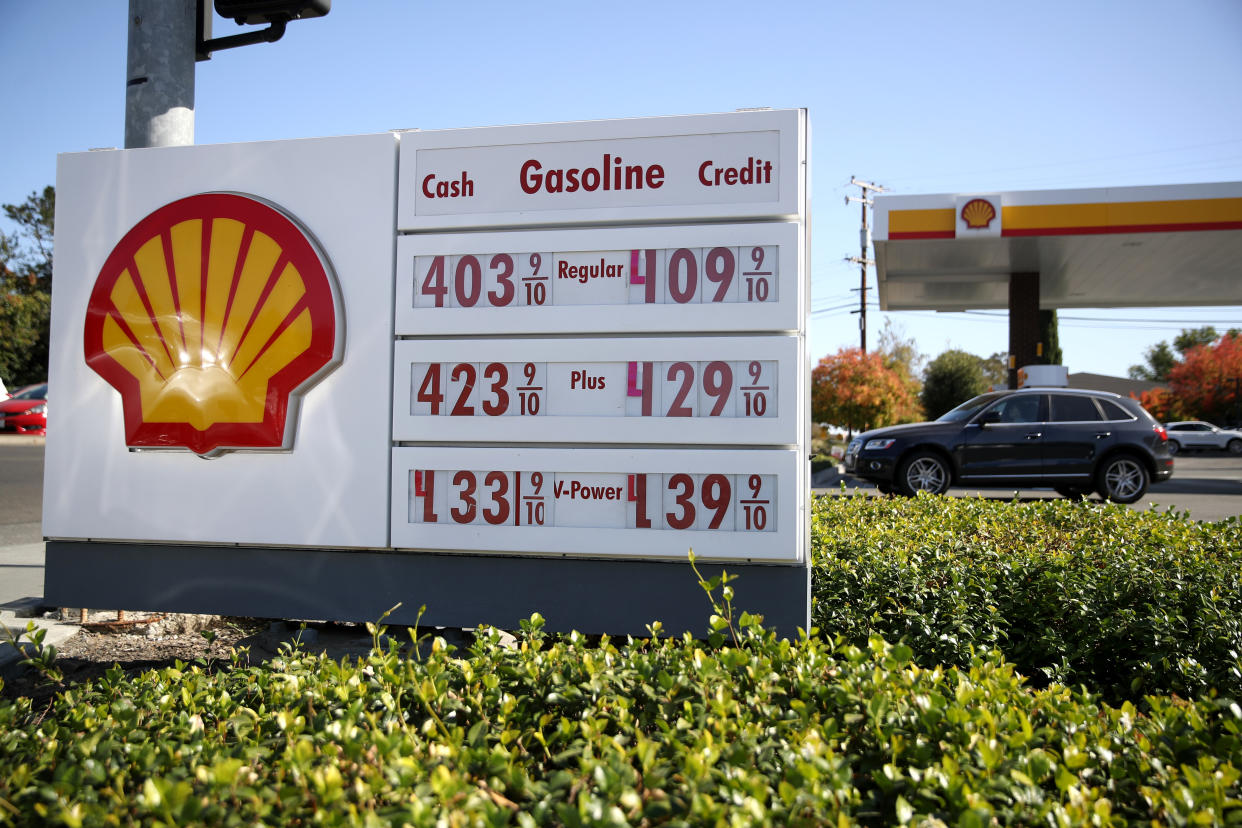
[896,451,951,496]
[1228,438,1242,455]
[1167,439,1180,455]
[1096,455,1149,504]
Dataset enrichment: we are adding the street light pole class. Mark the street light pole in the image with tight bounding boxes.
[125,0,196,149]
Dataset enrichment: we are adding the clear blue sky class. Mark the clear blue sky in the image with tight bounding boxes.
[3,0,1241,379]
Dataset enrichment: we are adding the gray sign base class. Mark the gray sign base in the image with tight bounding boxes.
[45,541,811,639]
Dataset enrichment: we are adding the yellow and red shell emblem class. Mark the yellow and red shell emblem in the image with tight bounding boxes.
[84,193,340,455]
[960,198,997,230]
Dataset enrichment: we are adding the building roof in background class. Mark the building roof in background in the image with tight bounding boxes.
[1067,372,1166,398]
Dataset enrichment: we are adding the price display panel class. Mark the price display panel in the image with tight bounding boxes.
[391,446,804,562]
[395,223,802,336]
[392,336,799,445]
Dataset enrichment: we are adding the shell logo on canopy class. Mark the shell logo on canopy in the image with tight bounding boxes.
[960,198,998,230]
[83,193,342,456]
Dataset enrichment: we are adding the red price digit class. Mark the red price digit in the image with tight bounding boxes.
[482,363,509,416]
[524,471,546,525]
[666,473,696,530]
[451,471,477,524]
[702,361,732,416]
[519,362,541,416]
[743,360,769,417]
[420,256,448,307]
[417,470,437,523]
[701,474,731,529]
[743,474,769,531]
[482,471,510,525]
[488,254,515,307]
[667,249,698,304]
[416,363,443,414]
[454,255,482,308]
[525,254,547,306]
[630,473,651,529]
[745,247,771,303]
[450,363,476,416]
[705,247,734,302]
[634,249,658,304]
[666,362,694,417]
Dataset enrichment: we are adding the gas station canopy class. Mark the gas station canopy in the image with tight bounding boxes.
[873,181,1242,312]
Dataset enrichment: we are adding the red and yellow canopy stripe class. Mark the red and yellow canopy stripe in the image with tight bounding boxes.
[888,197,1242,240]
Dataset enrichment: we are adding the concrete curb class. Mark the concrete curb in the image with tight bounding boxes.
[0,607,79,670]
[811,464,848,488]
[0,436,46,447]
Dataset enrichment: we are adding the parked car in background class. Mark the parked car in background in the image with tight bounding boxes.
[844,387,1173,503]
[1164,421,1242,454]
[0,382,47,436]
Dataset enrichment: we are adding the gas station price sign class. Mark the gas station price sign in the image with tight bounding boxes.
[395,223,801,336]
[392,337,797,445]
[391,447,800,561]
[391,109,808,566]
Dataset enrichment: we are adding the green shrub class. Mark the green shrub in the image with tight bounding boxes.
[2,622,1240,826]
[812,493,1242,704]
[2,497,1240,824]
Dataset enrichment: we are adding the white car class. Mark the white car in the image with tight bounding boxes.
[1164,421,1242,455]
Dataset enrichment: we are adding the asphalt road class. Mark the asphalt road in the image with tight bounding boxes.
[3,442,1242,610]
[815,452,1242,521]
[0,442,46,611]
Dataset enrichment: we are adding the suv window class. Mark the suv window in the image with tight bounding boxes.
[985,394,1044,424]
[1050,394,1102,422]
[1098,400,1133,421]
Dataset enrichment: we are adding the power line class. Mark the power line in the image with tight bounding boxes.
[887,309,1242,332]
[882,138,1242,190]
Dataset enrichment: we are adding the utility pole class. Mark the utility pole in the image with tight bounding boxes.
[845,176,887,352]
[126,0,197,149]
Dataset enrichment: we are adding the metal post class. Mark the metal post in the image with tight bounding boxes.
[859,199,868,351]
[126,0,196,148]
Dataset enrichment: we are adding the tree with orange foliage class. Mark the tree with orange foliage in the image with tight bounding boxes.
[1166,332,1242,424]
[811,347,921,432]
[1134,386,1182,423]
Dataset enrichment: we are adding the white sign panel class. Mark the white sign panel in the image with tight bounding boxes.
[392,336,799,445]
[391,447,804,562]
[44,134,397,547]
[395,222,803,335]
[398,110,805,229]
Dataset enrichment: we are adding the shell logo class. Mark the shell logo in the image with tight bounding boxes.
[960,198,997,230]
[84,193,342,456]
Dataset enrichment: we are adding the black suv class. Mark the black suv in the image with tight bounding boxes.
[843,388,1174,503]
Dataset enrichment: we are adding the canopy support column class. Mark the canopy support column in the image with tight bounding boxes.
[1008,272,1040,389]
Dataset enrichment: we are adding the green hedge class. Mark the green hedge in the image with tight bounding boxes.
[812,494,1242,704]
[3,496,1241,825]
[3,621,1241,826]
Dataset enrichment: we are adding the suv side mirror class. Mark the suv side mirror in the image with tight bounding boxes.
[977,410,1002,427]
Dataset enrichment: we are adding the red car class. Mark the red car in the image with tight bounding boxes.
[0,382,47,435]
